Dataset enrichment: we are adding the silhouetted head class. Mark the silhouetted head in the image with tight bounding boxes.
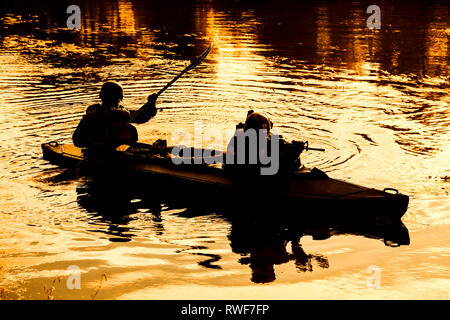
[100,81,123,108]
[244,110,273,133]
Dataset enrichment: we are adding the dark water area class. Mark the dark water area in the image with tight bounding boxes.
[0,0,448,299]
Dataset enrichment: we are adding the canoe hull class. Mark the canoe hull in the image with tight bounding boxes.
[41,142,409,221]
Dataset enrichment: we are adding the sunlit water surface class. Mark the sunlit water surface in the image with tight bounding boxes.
[0,0,448,299]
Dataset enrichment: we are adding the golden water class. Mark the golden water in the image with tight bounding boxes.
[0,0,448,299]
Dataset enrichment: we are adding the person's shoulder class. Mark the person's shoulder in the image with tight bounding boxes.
[117,105,131,116]
[86,103,101,116]
[118,105,130,112]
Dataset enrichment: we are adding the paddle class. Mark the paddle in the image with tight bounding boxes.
[128,43,213,123]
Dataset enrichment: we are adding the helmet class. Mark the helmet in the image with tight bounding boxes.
[243,111,273,132]
[99,81,124,102]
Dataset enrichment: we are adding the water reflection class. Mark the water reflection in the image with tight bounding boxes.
[73,174,410,283]
[228,209,409,283]
[75,177,164,242]
[1,0,447,77]
[229,217,330,283]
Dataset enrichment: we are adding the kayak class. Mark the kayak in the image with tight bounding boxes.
[41,141,409,221]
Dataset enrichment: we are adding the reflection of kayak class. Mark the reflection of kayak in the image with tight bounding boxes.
[228,213,410,283]
[41,141,409,220]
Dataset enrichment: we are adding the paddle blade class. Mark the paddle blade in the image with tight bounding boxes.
[186,43,213,71]
[155,43,213,98]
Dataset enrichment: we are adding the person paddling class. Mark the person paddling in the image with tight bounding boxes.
[72,81,158,156]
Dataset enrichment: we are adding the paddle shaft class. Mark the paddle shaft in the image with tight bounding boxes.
[128,44,212,123]
[155,64,193,97]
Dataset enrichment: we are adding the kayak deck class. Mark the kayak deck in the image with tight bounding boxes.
[41,142,409,220]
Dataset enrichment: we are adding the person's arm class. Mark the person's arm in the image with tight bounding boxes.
[72,115,89,148]
[129,94,158,124]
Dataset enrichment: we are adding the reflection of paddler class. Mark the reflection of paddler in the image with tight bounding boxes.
[247,234,330,282]
[249,239,290,283]
[73,81,158,156]
[228,217,331,284]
